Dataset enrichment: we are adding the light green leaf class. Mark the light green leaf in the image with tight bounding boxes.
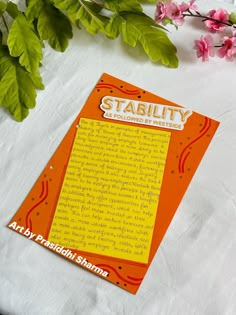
[53,0,82,24]
[53,0,78,12]
[25,0,44,21]
[139,0,157,3]
[7,13,43,73]
[53,0,108,33]
[0,45,44,121]
[75,1,108,34]
[229,12,236,24]
[121,12,178,67]
[28,68,44,90]
[105,14,123,39]
[103,0,142,13]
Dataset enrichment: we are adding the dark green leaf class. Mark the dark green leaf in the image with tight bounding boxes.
[6,1,20,19]
[38,4,73,51]
[0,1,7,16]
[26,0,72,51]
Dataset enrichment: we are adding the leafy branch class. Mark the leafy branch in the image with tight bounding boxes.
[0,0,178,121]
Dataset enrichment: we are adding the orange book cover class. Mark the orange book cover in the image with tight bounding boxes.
[8,73,219,294]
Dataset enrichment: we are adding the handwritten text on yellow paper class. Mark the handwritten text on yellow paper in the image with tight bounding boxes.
[48,118,170,263]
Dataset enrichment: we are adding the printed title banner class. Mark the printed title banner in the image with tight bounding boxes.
[100,96,192,130]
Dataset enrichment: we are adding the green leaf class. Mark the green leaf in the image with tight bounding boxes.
[120,12,178,68]
[25,0,44,21]
[0,1,7,16]
[229,12,236,24]
[53,0,108,33]
[53,0,177,66]
[52,0,84,24]
[75,1,108,34]
[105,14,123,39]
[38,4,73,51]
[6,1,20,19]
[26,0,73,52]
[139,0,157,3]
[53,0,78,12]
[103,0,143,13]
[0,45,44,121]
[7,13,43,73]
[28,68,44,90]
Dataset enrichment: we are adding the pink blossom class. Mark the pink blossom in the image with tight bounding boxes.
[193,35,215,61]
[155,1,172,24]
[205,9,229,33]
[217,35,236,61]
[180,0,198,13]
[155,1,184,26]
[169,2,184,25]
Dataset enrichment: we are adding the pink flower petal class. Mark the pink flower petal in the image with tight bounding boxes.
[205,8,229,33]
[193,35,215,61]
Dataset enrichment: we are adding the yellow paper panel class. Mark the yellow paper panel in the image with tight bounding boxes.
[48,118,170,263]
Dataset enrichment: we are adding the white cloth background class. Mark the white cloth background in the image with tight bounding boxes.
[1,0,236,314]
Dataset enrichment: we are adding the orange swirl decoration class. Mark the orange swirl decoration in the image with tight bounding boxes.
[178,117,212,173]
[96,83,140,95]
[25,180,49,230]
[96,264,143,286]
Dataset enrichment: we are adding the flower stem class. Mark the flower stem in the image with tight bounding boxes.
[183,10,235,28]
[2,14,9,33]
